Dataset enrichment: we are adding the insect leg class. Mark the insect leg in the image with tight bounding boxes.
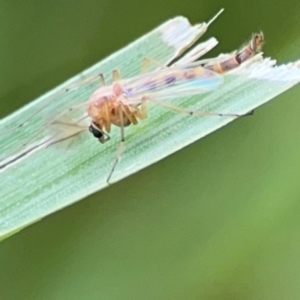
[135,98,147,120]
[122,104,138,125]
[141,57,165,74]
[112,70,121,81]
[99,74,106,86]
[147,98,253,117]
[106,103,126,184]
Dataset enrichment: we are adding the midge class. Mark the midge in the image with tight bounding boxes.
[87,31,264,181]
[59,31,264,182]
[1,31,264,183]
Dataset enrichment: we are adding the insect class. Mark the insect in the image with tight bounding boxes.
[0,30,264,183]
[86,31,264,182]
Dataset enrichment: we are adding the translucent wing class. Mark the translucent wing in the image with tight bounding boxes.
[121,66,223,102]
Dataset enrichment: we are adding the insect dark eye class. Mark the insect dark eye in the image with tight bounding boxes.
[89,125,103,138]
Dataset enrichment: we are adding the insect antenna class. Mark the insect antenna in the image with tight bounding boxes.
[0,137,52,170]
[17,99,98,149]
[0,119,87,170]
[45,121,87,148]
[0,73,103,137]
[0,113,89,169]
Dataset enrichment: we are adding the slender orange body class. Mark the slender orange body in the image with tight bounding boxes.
[205,32,264,73]
[87,32,264,144]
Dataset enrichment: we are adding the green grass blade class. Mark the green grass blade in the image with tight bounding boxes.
[0,16,299,240]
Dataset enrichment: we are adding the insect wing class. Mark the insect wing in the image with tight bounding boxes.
[121,66,223,102]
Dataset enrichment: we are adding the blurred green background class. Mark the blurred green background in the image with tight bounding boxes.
[1,0,300,299]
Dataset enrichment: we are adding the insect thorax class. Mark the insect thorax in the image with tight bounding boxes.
[88,97,132,133]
